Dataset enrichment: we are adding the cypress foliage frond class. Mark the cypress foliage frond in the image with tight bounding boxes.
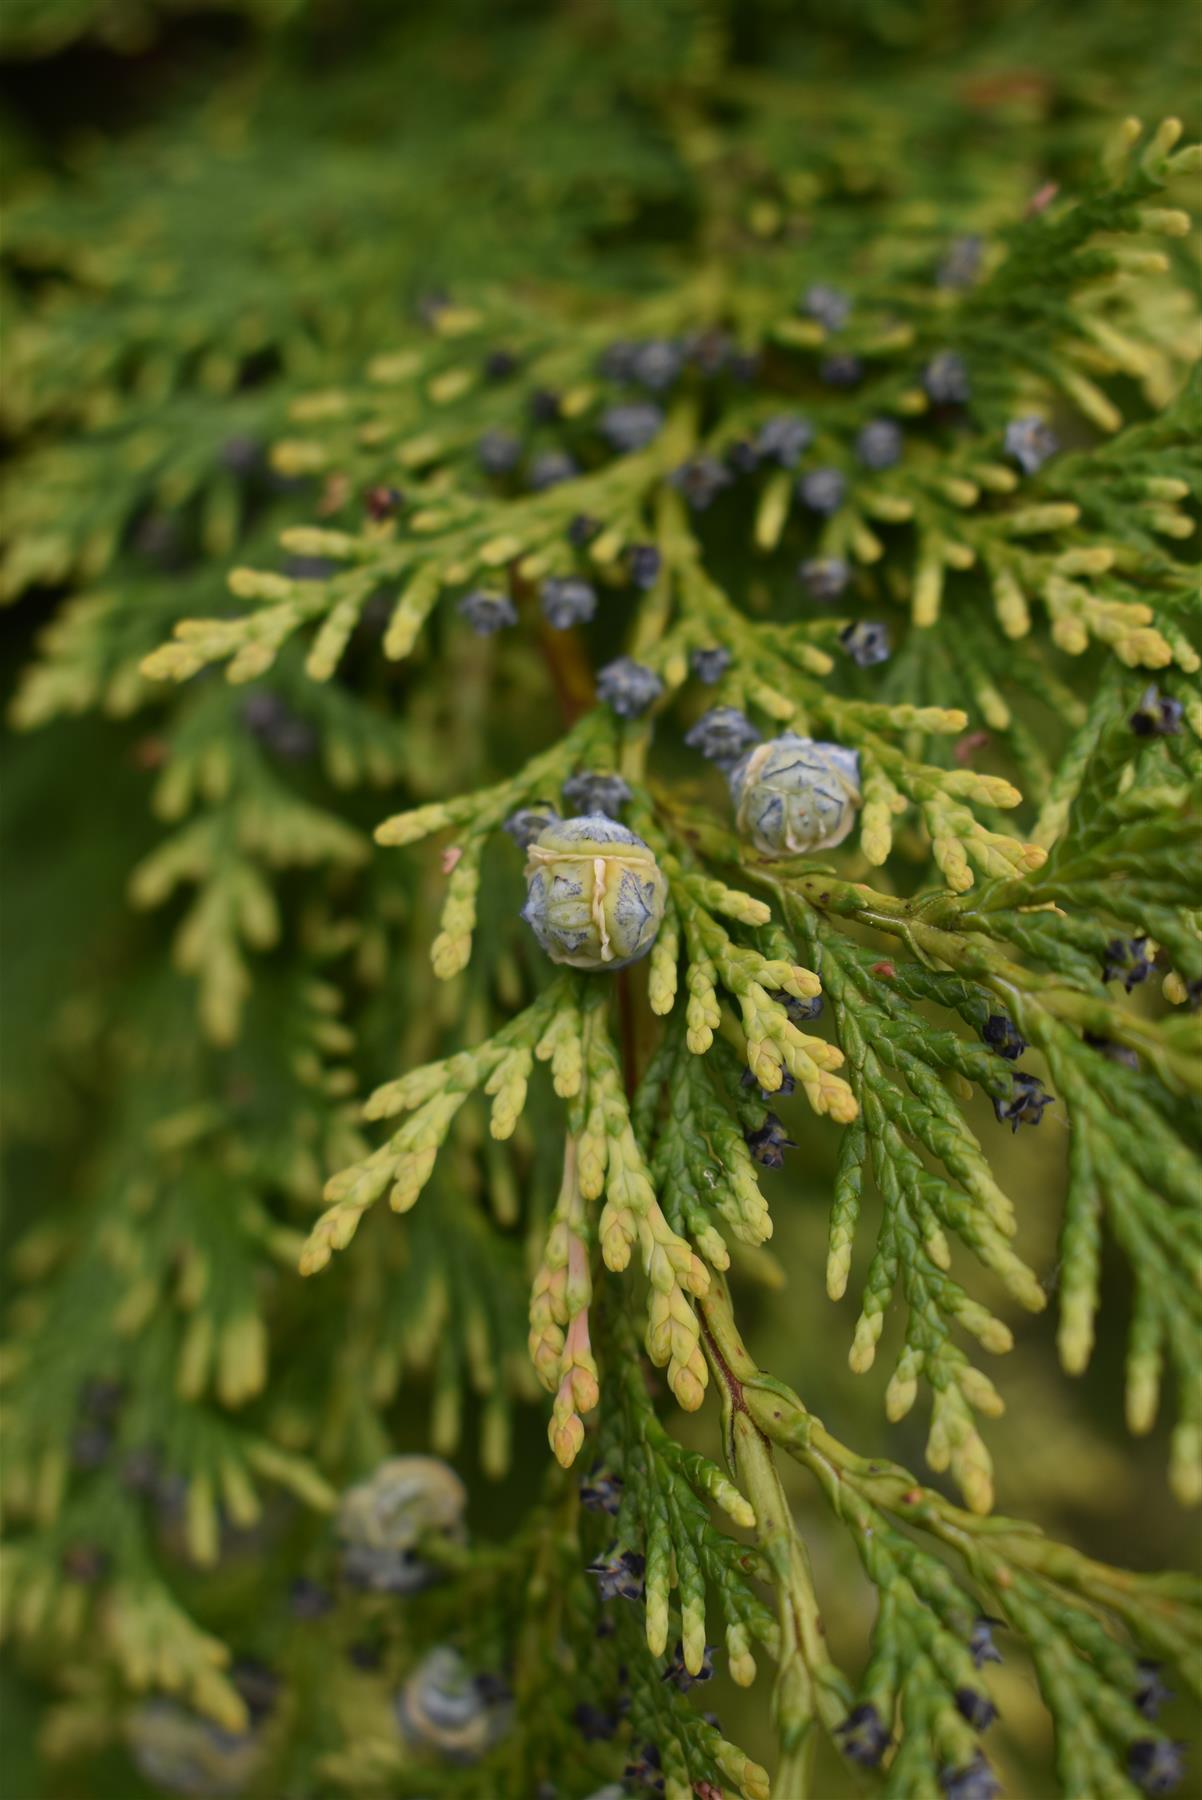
[3,3,1199,1795]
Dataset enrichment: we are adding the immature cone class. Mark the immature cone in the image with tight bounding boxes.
[337,1455,466,1592]
[395,1647,512,1762]
[520,816,667,971]
[339,1454,466,1546]
[127,1699,264,1797]
[730,734,861,856]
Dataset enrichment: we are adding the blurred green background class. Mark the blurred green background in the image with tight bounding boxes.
[2,0,1200,1794]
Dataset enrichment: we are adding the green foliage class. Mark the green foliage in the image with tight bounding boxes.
[2,2,1201,1797]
